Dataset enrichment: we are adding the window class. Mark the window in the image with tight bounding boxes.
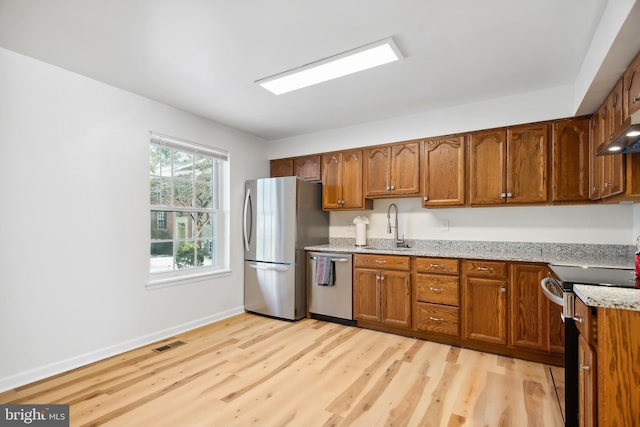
[149,132,229,285]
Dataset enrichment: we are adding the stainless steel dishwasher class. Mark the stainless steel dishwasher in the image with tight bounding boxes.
[307,252,355,326]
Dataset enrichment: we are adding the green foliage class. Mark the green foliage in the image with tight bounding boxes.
[176,242,204,268]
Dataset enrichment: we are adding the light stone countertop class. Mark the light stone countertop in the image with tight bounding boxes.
[574,285,640,311]
[305,238,635,268]
[306,238,640,311]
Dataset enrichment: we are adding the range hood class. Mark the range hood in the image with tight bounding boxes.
[598,110,640,155]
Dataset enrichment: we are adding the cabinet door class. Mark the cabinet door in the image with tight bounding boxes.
[578,335,596,427]
[353,268,380,322]
[381,270,411,328]
[294,155,321,181]
[463,277,508,345]
[364,146,391,197]
[321,153,343,209]
[624,52,640,119]
[548,300,565,354]
[390,142,420,195]
[601,154,625,198]
[270,158,294,177]
[341,149,365,209]
[607,79,624,141]
[422,136,465,206]
[589,113,603,200]
[507,124,548,204]
[552,118,590,202]
[469,130,507,205]
[510,264,547,351]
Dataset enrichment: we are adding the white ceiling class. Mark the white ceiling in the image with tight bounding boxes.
[0,0,638,141]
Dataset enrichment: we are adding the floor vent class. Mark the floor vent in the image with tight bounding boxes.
[153,340,186,353]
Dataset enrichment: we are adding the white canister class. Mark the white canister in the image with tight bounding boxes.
[353,216,369,246]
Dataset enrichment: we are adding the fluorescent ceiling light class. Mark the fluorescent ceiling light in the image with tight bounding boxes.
[256,37,403,95]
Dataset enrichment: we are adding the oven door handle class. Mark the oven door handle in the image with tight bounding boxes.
[540,277,564,307]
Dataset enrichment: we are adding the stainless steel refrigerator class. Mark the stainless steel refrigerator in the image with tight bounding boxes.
[243,177,329,320]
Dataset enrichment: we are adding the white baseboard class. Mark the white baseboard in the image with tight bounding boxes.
[0,306,245,393]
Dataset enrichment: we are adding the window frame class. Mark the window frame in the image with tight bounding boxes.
[148,132,230,287]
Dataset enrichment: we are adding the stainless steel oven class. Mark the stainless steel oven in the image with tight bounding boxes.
[541,264,637,427]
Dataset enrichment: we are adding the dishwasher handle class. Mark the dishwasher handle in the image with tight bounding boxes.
[309,256,350,262]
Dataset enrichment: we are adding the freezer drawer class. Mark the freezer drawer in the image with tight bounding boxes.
[244,261,303,320]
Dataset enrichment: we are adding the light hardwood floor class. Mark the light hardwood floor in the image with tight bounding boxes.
[0,313,565,426]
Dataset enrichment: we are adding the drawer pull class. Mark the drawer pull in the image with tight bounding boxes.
[429,316,443,322]
[477,266,494,272]
[375,260,387,264]
[573,315,584,323]
[429,263,444,268]
[579,364,590,371]
[429,287,444,293]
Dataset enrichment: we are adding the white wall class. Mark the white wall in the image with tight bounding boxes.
[0,47,269,391]
[332,199,635,245]
[267,84,575,159]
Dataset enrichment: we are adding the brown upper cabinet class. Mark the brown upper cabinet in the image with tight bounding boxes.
[552,117,590,203]
[589,83,625,200]
[270,158,293,178]
[624,51,640,120]
[469,124,548,205]
[270,155,321,181]
[322,149,373,210]
[294,155,321,181]
[604,79,625,145]
[364,141,420,197]
[421,136,466,207]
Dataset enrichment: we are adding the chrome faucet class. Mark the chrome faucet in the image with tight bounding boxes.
[386,203,408,248]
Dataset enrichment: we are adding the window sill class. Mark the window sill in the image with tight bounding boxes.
[147,269,232,290]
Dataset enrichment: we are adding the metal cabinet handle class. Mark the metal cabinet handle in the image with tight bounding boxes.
[375,260,387,264]
[423,196,429,201]
[477,266,494,272]
[500,287,506,293]
[429,263,444,268]
[500,192,507,198]
[573,315,584,323]
[633,96,638,104]
[390,185,395,190]
[429,317,443,322]
[580,365,590,371]
[386,186,391,190]
[429,287,444,293]
[506,192,512,197]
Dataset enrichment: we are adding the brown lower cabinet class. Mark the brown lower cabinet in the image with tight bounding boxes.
[351,254,564,366]
[595,305,640,426]
[353,254,411,329]
[462,260,509,345]
[414,257,461,336]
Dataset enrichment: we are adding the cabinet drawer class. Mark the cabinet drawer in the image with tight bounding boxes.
[415,274,459,306]
[415,303,460,336]
[354,254,410,270]
[415,257,459,274]
[463,260,507,278]
[575,296,594,345]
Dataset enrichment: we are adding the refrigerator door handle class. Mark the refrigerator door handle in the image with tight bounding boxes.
[248,263,290,272]
[243,188,252,252]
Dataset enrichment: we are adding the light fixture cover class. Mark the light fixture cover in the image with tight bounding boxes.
[256,37,403,95]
